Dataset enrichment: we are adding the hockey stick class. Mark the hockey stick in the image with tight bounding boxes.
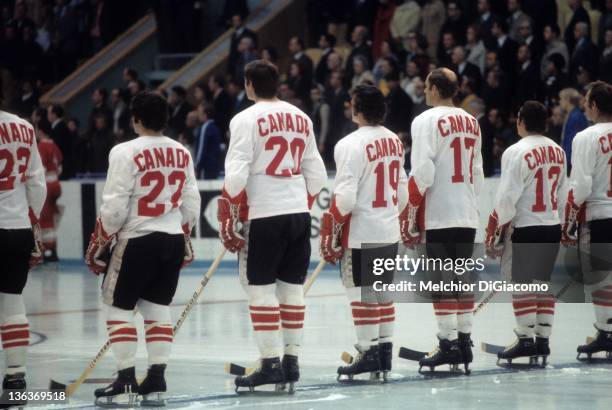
[224,260,326,376]
[49,249,227,397]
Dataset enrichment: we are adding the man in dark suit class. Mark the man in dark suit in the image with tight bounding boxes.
[47,104,75,180]
[167,85,193,139]
[289,36,314,88]
[194,104,221,180]
[564,0,590,54]
[314,33,336,86]
[227,13,258,79]
[490,18,519,87]
[451,46,483,94]
[208,74,234,142]
[384,70,413,135]
[570,21,599,84]
[515,44,541,109]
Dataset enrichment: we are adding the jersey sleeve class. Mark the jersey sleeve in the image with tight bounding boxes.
[332,141,362,216]
[494,147,524,225]
[100,145,136,235]
[180,152,201,229]
[25,137,47,219]
[568,132,595,205]
[301,118,327,197]
[473,134,484,196]
[409,115,436,194]
[224,114,254,197]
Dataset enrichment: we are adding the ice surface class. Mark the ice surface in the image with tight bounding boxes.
[7,262,612,410]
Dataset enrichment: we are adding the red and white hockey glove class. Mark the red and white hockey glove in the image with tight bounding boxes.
[217,189,247,253]
[484,211,507,259]
[561,190,581,247]
[28,208,43,268]
[319,203,347,264]
[400,177,424,249]
[85,218,114,275]
[182,224,194,267]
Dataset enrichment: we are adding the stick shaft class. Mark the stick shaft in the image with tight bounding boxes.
[303,260,326,295]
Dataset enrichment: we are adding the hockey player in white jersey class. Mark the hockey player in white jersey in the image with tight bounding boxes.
[0,107,45,408]
[319,84,408,381]
[561,81,612,360]
[400,68,483,373]
[218,60,326,392]
[85,92,200,407]
[485,101,566,365]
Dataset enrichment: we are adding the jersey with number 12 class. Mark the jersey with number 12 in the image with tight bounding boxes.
[99,136,201,239]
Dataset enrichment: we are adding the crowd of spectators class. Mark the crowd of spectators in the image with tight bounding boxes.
[5,0,612,180]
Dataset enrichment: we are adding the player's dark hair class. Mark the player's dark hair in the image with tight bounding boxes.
[427,68,458,99]
[244,59,279,99]
[130,91,169,132]
[351,84,386,125]
[37,118,52,136]
[49,104,64,118]
[586,81,612,116]
[518,100,548,134]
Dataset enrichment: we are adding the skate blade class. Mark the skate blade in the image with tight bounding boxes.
[94,393,138,408]
[140,392,166,407]
[418,363,465,377]
[336,373,383,384]
[235,382,289,395]
[576,352,612,363]
[496,356,547,369]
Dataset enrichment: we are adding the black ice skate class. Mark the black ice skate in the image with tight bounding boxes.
[278,355,299,394]
[0,373,27,409]
[234,357,285,393]
[378,342,393,382]
[496,333,540,367]
[535,337,551,366]
[418,338,465,375]
[577,326,612,361]
[94,367,139,408]
[458,332,474,375]
[337,345,380,382]
[138,364,167,407]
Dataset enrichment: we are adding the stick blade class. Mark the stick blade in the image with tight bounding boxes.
[49,379,67,392]
[225,362,247,376]
[481,342,504,355]
[398,347,427,361]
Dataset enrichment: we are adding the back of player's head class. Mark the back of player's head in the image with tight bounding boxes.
[586,81,612,116]
[351,84,386,125]
[427,68,458,99]
[130,91,169,132]
[244,59,279,99]
[518,100,548,134]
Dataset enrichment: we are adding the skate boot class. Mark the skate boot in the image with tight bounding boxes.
[94,367,138,408]
[378,342,392,382]
[0,373,27,409]
[577,326,612,361]
[458,332,473,374]
[337,345,380,381]
[234,357,284,393]
[419,337,463,373]
[280,355,299,394]
[497,332,537,366]
[138,364,167,407]
[535,337,550,365]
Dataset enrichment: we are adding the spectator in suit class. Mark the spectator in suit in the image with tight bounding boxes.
[310,85,330,152]
[88,87,112,134]
[521,0,557,35]
[569,22,599,85]
[600,28,612,83]
[465,24,486,74]
[208,74,233,141]
[482,68,510,115]
[261,46,278,65]
[410,77,428,118]
[384,70,413,135]
[515,16,543,64]
[543,53,568,107]
[345,25,373,81]
[564,0,590,54]
[348,0,378,34]
[110,88,131,142]
[490,18,519,86]
[234,36,257,83]
[227,13,257,80]
[438,31,457,67]
[451,45,482,94]
[288,61,312,108]
[88,113,114,173]
[540,23,569,79]
[12,79,38,119]
[53,0,78,78]
[506,0,527,41]
[439,1,467,47]
[476,0,497,46]
[515,44,540,109]
[322,71,350,165]
[350,55,375,91]
[194,104,221,180]
[228,79,253,116]
[289,36,314,88]
[167,85,193,139]
[559,87,588,171]
[47,104,75,180]
[314,33,336,86]
[598,0,612,47]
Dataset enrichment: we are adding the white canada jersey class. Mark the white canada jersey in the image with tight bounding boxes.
[100,136,201,240]
[224,100,327,219]
[568,122,612,221]
[333,126,408,249]
[494,136,566,227]
[410,106,484,229]
[0,111,46,229]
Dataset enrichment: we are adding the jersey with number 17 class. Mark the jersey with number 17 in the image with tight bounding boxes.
[99,136,201,240]
[410,106,484,230]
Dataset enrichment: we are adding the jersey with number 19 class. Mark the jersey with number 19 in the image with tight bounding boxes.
[224,100,327,219]
[410,106,484,230]
[333,126,409,249]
